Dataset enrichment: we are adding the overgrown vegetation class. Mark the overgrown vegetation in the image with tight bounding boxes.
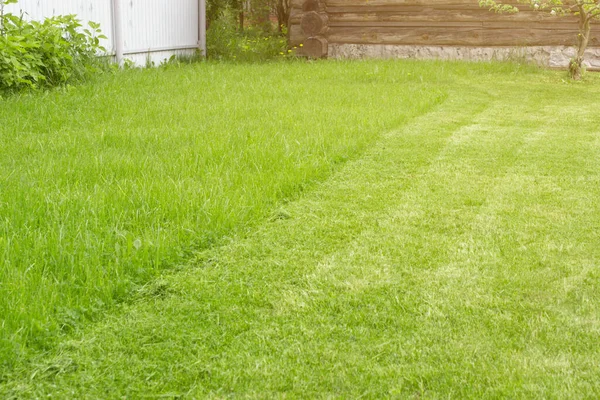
[0,0,107,92]
[207,0,291,33]
[207,9,290,61]
[205,0,295,61]
[0,60,446,370]
[206,7,292,61]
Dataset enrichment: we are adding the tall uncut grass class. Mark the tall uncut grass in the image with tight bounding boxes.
[0,60,446,366]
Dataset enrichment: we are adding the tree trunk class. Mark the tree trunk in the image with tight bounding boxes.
[276,0,290,33]
[570,7,591,80]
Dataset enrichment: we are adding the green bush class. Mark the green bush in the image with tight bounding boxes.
[207,10,290,62]
[0,0,107,91]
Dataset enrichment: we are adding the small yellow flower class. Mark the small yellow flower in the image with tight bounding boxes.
[287,49,292,53]
[279,52,284,55]
[299,44,303,47]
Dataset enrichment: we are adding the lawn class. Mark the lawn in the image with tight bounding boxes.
[0,61,445,367]
[1,60,600,398]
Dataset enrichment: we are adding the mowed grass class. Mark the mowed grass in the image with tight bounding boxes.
[0,61,447,367]
[2,61,600,398]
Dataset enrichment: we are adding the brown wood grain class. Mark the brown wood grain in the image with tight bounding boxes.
[327,26,589,46]
[327,21,581,30]
[327,10,567,23]
[290,0,600,49]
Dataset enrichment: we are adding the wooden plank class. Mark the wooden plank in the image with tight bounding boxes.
[330,21,486,28]
[326,3,523,11]
[326,0,498,6]
[328,4,493,12]
[327,10,571,23]
[326,26,590,46]
[323,0,548,6]
[328,21,580,31]
[291,8,556,24]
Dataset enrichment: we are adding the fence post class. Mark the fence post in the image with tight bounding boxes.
[112,0,124,66]
[199,0,206,57]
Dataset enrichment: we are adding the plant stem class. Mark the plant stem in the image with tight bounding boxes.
[570,2,592,79]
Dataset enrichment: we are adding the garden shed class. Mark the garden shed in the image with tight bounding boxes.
[289,0,600,68]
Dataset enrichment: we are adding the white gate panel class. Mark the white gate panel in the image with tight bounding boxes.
[122,0,198,53]
[4,0,202,65]
[5,0,114,53]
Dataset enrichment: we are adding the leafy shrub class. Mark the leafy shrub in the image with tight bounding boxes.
[0,0,107,91]
[207,9,290,62]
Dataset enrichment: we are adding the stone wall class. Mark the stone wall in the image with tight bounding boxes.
[328,44,600,70]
